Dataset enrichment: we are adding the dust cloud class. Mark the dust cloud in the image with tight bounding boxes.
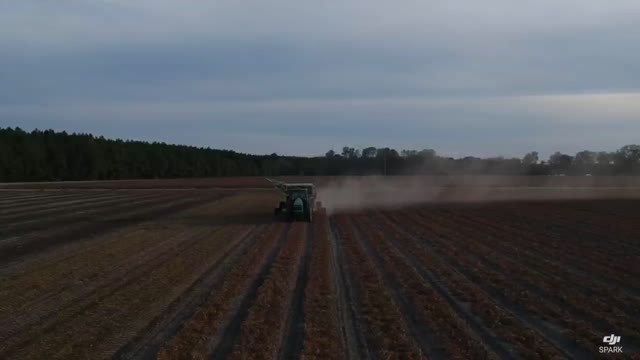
[316,176,640,214]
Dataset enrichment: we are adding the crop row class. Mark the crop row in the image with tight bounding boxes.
[413,209,640,324]
[2,191,185,234]
[2,224,251,359]
[301,211,344,360]
[0,191,85,208]
[369,212,566,359]
[422,206,636,292]
[0,191,119,215]
[228,223,307,359]
[468,204,639,264]
[0,225,188,334]
[332,215,423,359]
[157,223,285,359]
[387,210,604,355]
[350,214,500,359]
[0,191,230,263]
[0,191,153,219]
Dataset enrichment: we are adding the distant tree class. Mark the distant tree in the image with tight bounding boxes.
[572,150,597,174]
[1,127,639,181]
[374,148,400,175]
[614,145,640,174]
[341,146,360,159]
[617,144,640,160]
[401,149,418,157]
[590,151,613,175]
[522,151,539,166]
[418,149,436,159]
[548,152,574,175]
[521,151,540,174]
[376,147,399,158]
[362,147,377,158]
[597,151,614,164]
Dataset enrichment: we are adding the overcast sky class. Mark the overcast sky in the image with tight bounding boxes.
[1,1,639,158]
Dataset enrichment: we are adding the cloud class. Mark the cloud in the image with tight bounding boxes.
[3,92,639,158]
[507,92,640,122]
[3,1,639,47]
[1,1,639,157]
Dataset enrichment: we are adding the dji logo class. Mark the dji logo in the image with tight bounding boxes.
[603,334,621,345]
[600,334,623,353]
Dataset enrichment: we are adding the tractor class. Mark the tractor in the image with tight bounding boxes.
[267,178,322,222]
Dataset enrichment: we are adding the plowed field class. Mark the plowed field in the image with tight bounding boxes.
[1,186,638,359]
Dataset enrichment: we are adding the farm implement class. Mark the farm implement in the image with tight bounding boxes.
[267,178,323,222]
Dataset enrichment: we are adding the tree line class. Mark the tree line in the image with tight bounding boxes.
[1,127,639,182]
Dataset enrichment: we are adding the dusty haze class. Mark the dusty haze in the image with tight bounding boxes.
[317,176,640,214]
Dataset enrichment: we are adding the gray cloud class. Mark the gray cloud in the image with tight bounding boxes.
[1,1,640,157]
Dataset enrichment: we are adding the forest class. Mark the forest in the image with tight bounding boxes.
[0,127,639,181]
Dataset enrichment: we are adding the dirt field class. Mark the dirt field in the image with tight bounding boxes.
[3,175,640,189]
[1,179,638,359]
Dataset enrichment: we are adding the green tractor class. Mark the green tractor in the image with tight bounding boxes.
[268,178,322,222]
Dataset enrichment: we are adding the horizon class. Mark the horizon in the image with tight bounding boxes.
[2,1,640,158]
[4,126,632,161]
